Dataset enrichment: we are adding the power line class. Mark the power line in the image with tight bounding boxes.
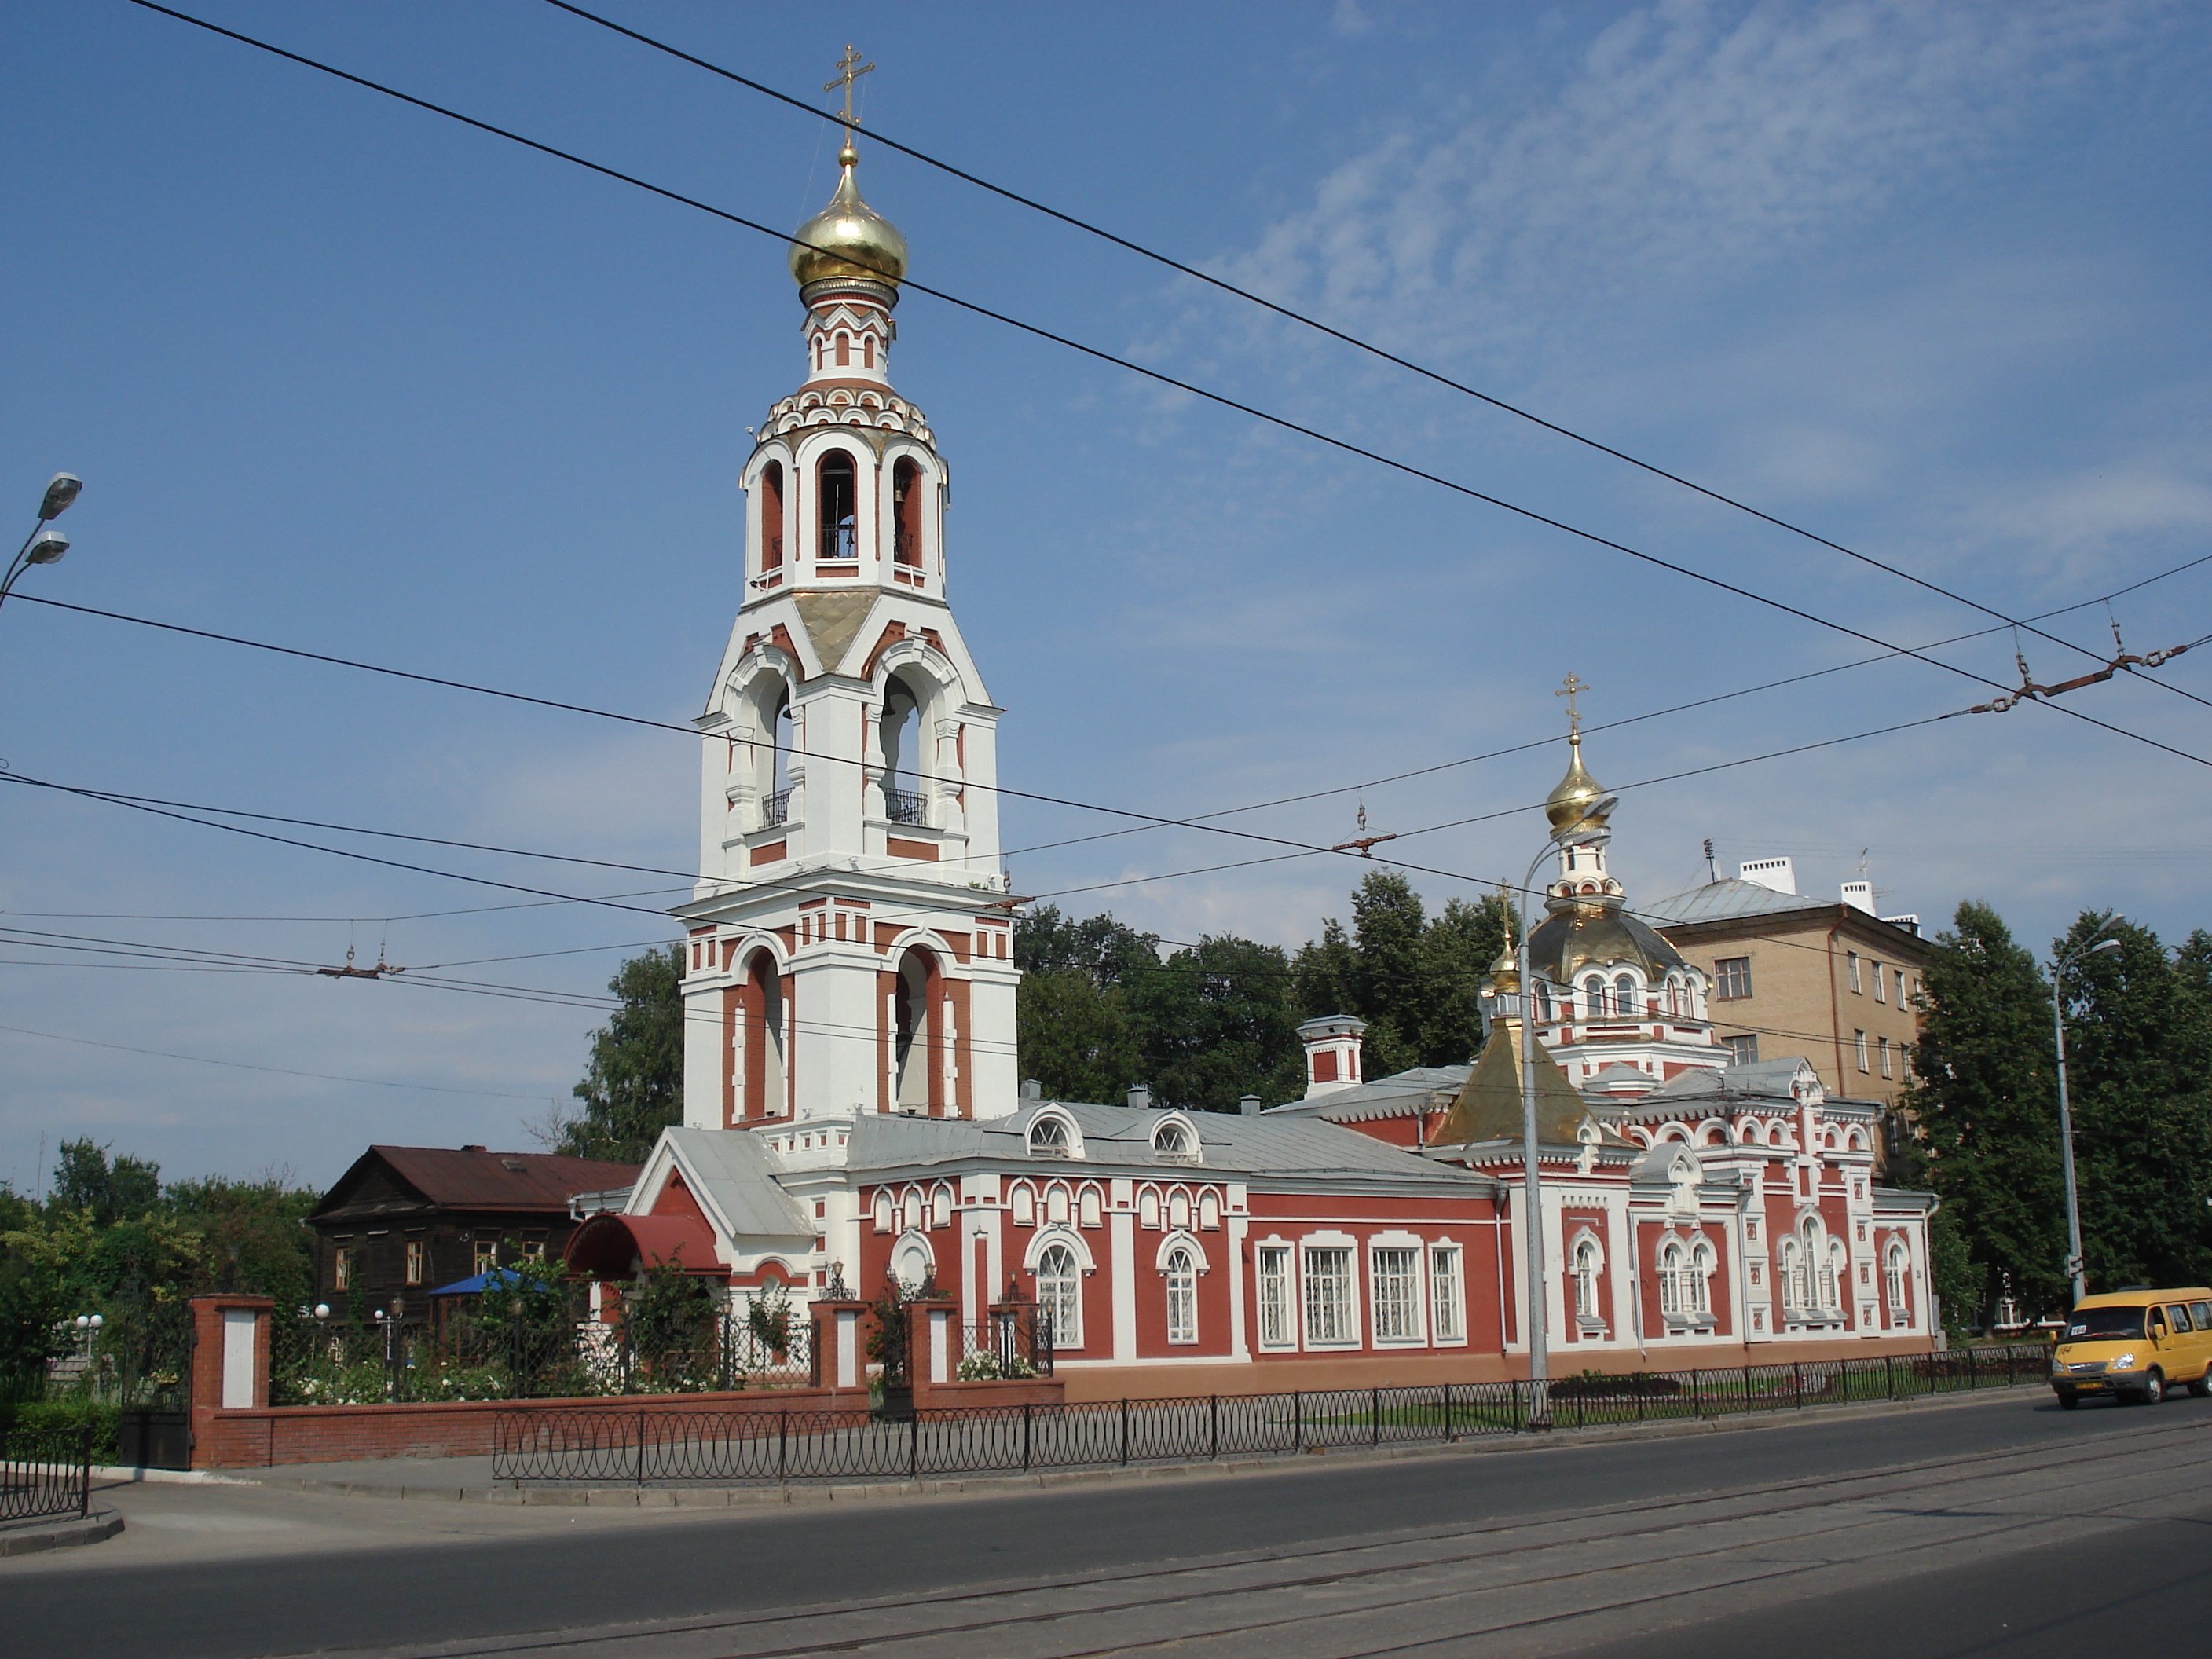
[118,1,2212,775]
[537,0,2212,716]
[0,1021,554,1101]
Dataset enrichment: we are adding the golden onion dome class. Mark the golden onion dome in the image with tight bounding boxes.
[1485,941,1521,997]
[790,143,909,288]
[1544,730,1610,833]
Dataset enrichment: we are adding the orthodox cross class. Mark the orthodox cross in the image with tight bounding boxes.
[1555,672,1589,736]
[825,44,875,137]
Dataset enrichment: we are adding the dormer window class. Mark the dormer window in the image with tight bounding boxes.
[1152,1116,1199,1164]
[1027,1111,1077,1159]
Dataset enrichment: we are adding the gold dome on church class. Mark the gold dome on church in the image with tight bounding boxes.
[1544,729,1610,832]
[790,143,909,288]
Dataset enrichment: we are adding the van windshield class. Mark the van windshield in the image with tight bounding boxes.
[2063,1308,2145,1343]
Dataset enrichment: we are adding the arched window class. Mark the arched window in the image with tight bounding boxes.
[1164,1247,1196,1344]
[1534,983,1552,1022]
[760,461,785,571]
[1820,1240,1844,1312]
[817,449,856,560]
[1009,1184,1036,1227]
[1584,976,1609,1017]
[746,951,786,1119]
[1778,1239,1805,1312]
[1152,1119,1196,1162]
[881,673,925,826]
[1196,1190,1221,1230]
[1027,1115,1069,1158]
[1659,1241,1685,1316]
[1615,973,1638,1016]
[931,1186,952,1229]
[1045,1185,1070,1225]
[902,1190,922,1232]
[1167,1190,1191,1229]
[1079,1185,1103,1228]
[1884,1242,1909,1308]
[892,457,923,567]
[1573,1240,1601,1318]
[1137,1188,1162,1229]
[893,948,935,1111]
[1036,1243,1081,1347]
[834,331,851,368]
[1689,1241,1713,1313]
[871,1192,893,1233]
[893,1237,931,1291]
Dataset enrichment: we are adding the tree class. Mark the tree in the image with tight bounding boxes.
[2061,916,2212,1291]
[1015,904,1159,987]
[50,1139,162,1226]
[560,943,685,1165]
[1291,873,1514,1071]
[1016,968,1141,1104]
[1906,901,2070,1325]
[1125,934,1304,1111]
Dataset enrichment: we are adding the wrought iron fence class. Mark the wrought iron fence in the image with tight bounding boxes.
[0,1426,90,1525]
[883,787,926,825]
[271,1309,815,1405]
[957,1309,1054,1380]
[491,1343,2051,1485]
[762,788,793,827]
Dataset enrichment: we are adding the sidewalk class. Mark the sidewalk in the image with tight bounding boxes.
[0,1511,125,1557]
[204,1378,2050,1509]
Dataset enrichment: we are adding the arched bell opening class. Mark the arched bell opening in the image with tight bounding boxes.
[743,949,788,1120]
[892,457,924,568]
[892,946,941,1113]
[818,449,857,561]
[759,460,786,573]
[880,670,928,826]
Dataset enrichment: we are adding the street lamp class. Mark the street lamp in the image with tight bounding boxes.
[0,472,82,617]
[2053,923,2122,1309]
[1514,790,1617,1429]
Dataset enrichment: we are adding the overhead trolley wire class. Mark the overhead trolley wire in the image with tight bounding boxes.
[540,0,2212,716]
[121,1,2212,775]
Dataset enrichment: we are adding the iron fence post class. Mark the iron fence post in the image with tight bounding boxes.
[1687,1368,1700,1419]
[1120,1397,1130,1466]
[1793,1362,1804,1408]
[78,1423,90,1519]
[779,1410,788,1481]
[1210,1394,1219,1461]
[1023,1402,1032,1471]
[1293,1391,1303,1452]
[1511,1377,1522,1431]
[910,1409,919,1481]
[635,1412,646,1487]
[1442,1384,1454,1442]
[1885,1353,1895,1399]
[1372,1388,1381,1446]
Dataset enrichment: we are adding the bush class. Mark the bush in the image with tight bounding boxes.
[1550,1370,1684,1399]
[957,1352,1038,1382]
[1,1398,120,1462]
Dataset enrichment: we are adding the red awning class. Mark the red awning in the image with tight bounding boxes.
[565,1213,727,1277]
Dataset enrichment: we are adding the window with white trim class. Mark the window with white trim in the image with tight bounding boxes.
[1715,957,1752,1000]
[1036,1243,1081,1349]
[1257,1247,1293,1348]
[1302,1247,1357,1345]
[872,1192,894,1233]
[1429,1247,1463,1341]
[1573,1239,1601,1319]
[1877,1035,1892,1079]
[1884,1243,1908,1309]
[1855,1029,1870,1072]
[1370,1247,1422,1342]
[1165,1247,1197,1344]
[1688,1240,1713,1313]
[1078,1186,1102,1229]
[1658,1241,1685,1317]
[1872,961,1885,1002]
[1848,952,1862,994]
[1197,1190,1221,1229]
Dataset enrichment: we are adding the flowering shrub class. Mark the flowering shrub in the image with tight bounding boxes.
[957,1351,1038,1382]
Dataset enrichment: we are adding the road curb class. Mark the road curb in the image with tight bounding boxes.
[214,1380,2051,1508]
[0,1511,125,1557]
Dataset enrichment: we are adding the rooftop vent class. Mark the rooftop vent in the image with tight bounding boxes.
[1840,881,1875,914]
[1020,1079,1042,1101]
[1126,1085,1152,1111]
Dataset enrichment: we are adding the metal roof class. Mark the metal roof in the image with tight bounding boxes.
[310,1145,643,1221]
[659,1126,815,1240]
[1637,879,1838,927]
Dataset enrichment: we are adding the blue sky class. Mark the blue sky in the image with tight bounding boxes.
[2,0,2207,1192]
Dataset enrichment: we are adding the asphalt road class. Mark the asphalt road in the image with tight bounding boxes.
[5,1388,2207,1659]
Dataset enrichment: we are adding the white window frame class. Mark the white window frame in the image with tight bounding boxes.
[1429,1245,1465,1343]
[1872,961,1886,1003]
[1301,1242,1359,1347]
[1035,1241,1082,1350]
[1848,952,1862,994]
[1256,1243,1295,1350]
[1369,1245,1423,1344]
[1855,1029,1870,1072]
[1164,1247,1197,1345]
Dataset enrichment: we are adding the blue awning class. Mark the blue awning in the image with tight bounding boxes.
[427,1267,528,1296]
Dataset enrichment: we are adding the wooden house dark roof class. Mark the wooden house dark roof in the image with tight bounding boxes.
[309,1144,641,1225]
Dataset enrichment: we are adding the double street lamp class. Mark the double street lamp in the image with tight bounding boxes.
[2053,920,2122,1309]
[1514,789,1616,1429]
[0,472,82,616]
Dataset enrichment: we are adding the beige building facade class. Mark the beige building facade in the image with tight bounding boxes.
[1641,862,1931,1125]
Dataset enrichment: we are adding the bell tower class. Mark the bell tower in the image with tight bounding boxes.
[676,126,1020,1130]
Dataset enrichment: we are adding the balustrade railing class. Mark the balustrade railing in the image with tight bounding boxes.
[762,788,793,828]
[884,787,926,826]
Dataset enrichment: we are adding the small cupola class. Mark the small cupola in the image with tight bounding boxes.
[1298,1015,1367,1098]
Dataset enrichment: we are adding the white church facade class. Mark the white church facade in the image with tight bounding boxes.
[567,130,1940,1395]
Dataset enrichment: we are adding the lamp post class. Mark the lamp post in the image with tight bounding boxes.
[0,473,82,616]
[1514,792,1617,1430]
[2053,923,2122,1309]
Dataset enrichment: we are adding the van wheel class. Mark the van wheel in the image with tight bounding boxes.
[2143,1369,2166,1405]
[2057,1392,2080,1410]
[2188,1372,2210,1399]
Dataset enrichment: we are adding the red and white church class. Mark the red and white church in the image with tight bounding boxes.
[566,135,1939,1396]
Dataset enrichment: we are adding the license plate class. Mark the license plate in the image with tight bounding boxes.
[2076,1381,2104,1390]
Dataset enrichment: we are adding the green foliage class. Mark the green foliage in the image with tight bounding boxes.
[1291,874,1513,1072]
[50,1140,162,1226]
[0,1398,120,1462]
[1909,901,2212,1327]
[619,1262,721,1391]
[1123,934,1305,1111]
[560,943,686,1164]
[1016,967,1141,1104]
